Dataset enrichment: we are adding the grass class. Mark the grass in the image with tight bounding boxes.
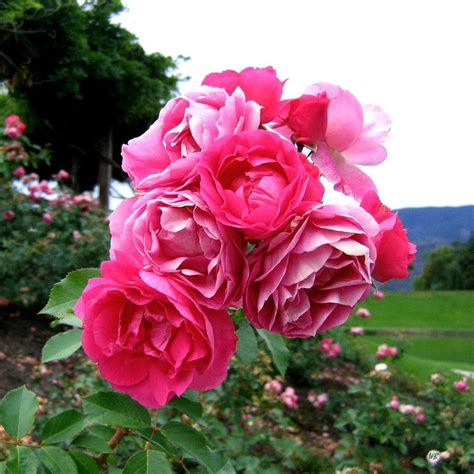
[354,291,474,331]
[349,291,474,384]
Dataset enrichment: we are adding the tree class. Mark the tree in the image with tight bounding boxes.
[415,232,474,290]
[0,0,182,207]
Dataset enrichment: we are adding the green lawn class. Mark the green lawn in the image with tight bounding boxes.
[349,291,474,384]
[354,291,474,330]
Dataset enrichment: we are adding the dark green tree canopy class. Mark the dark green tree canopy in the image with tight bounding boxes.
[0,0,182,190]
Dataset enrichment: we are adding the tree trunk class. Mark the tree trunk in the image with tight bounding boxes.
[97,125,113,209]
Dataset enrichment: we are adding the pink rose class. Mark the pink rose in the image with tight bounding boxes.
[280,386,298,408]
[386,395,400,409]
[12,166,26,178]
[42,212,53,224]
[39,180,52,194]
[264,379,283,395]
[308,391,328,409]
[356,307,371,318]
[398,404,416,415]
[350,326,365,336]
[122,87,260,191]
[415,412,426,423]
[453,378,470,392]
[53,169,70,180]
[376,344,398,359]
[373,289,385,299]
[76,257,236,408]
[361,191,416,282]
[109,190,248,309]
[305,83,391,201]
[202,66,285,113]
[198,130,325,240]
[3,210,15,221]
[244,204,377,337]
[4,115,26,139]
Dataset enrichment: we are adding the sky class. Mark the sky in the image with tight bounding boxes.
[116,0,474,209]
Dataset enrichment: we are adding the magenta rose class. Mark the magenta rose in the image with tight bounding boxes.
[122,87,260,191]
[198,130,325,240]
[109,190,248,309]
[244,205,378,337]
[361,191,416,282]
[76,257,236,408]
[202,66,285,112]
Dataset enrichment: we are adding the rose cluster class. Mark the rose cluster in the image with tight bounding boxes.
[76,67,416,408]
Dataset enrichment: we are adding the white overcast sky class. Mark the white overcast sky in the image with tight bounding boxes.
[116,0,474,210]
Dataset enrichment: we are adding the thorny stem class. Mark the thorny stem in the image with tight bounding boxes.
[94,427,128,464]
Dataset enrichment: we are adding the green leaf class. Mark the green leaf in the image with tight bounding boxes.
[42,409,87,444]
[235,323,258,364]
[6,446,38,474]
[123,451,172,474]
[231,308,246,324]
[40,268,100,318]
[412,457,427,468]
[37,446,77,474]
[135,428,179,457]
[69,452,99,474]
[71,434,113,453]
[57,314,83,328]
[168,396,203,420]
[0,385,38,439]
[88,425,115,439]
[162,421,231,473]
[41,330,83,363]
[83,391,151,428]
[0,461,5,474]
[256,329,289,376]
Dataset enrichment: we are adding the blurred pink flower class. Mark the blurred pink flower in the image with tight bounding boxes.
[386,395,400,409]
[415,412,425,423]
[356,307,371,318]
[281,387,298,409]
[373,289,385,299]
[3,210,15,221]
[398,404,416,415]
[42,212,53,224]
[53,169,70,180]
[320,338,341,358]
[376,344,398,359]
[4,115,26,139]
[39,180,52,194]
[308,390,328,409]
[12,166,26,178]
[430,373,442,385]
[453,378,470,392]
[264,380,283,395]
[350,326,365,336]
[73,230,82,241]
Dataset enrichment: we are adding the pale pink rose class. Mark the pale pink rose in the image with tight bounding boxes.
[42,212,53,224]
[39,180,52,194]
[373,289,385,299]
[280,386,298,408]
[308,391,329,409]
[264,380,283,395]
[386,395,400,409]
[376,344,398,359]
[415,412,426,423]
[75,257,236,408]
[350,326,365,336]
[244,204,378,337]
[109,190,248,309]
[356,307,371,318]
[12,166,26,178]
[361,191,416,282]
[305,83,390,201]
[202,66,285,113]
[327,342,341,358]
[3,210,15,221]
[122,86,260,191]
[72,230,82,241]
[453,378,470,392]
[29,183,40,193]
[430,373,442,385]
[198,129,325,240]
[398,404,416,415]
[53,169,70,180]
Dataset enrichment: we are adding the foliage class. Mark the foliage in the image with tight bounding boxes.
[0,0,182,189]
[415,233,474,290]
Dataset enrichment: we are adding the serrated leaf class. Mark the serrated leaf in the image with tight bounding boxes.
[69,452,99,474]
[6,446,38,474]
[71,434,113,453]
[41,330,82,363]
[236,323,258,364]
[37,446,77,474]
[40,268,100,318]
[162,421,231,473]
[83,391,151,428]
[0,386,38,439]
[42,409,87,444]
[256,329,289,376]
[168,396,203,420]
[123,450,172,474]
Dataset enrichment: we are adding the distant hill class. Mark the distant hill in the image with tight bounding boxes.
[380,205,474,291]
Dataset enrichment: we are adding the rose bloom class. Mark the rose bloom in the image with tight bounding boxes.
[386,395,400,409]
[376,343,398,358]
[4,114,26,139]
[244,204,377,337]
[42,212,53,224]
[122,86,260,192]
[12,166,26,178]
[3,210,15,221]
[350,326,365,336]
[109,190,248,309]
[199,129,324,240]
[361,191,416,282]
[264,379,283,395]
[453,378,470,392]
[202,66,285,116]
[280,386,298,408]
[356,307,371,318]
[75,257,236,408]
[373,289,385,299]
[430,373,442,385]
